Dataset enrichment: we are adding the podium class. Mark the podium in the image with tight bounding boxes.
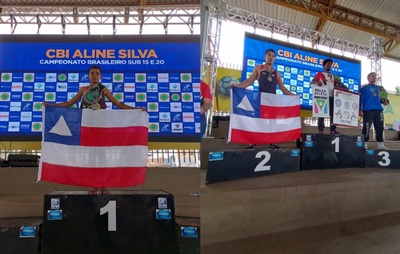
[365,149,400,169]
[42,190,177,254]
[302,133,365,170]
[206,148,301,184]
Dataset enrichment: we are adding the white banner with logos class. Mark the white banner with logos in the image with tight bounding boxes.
[312,85,329,118]
[332,89,360,127]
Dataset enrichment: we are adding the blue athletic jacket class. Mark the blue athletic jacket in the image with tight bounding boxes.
[359,84,384,111]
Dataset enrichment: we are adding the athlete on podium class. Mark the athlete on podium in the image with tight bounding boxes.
[43,65,145,195]
[229,49,297,149]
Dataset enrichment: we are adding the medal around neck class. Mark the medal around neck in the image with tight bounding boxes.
[90,103,101,110]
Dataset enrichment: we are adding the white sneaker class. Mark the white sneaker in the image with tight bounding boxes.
[377,142,389,150]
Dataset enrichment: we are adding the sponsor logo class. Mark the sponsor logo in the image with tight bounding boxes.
[8,122,20,132]
[58,74,67,82]
[113,84,123,92]
[182,93,193,102]
[159,93,169,102]
[161,123,170,132]
[32,122,42,131]
[158,197,168,209]
[51,198,60,209]
[172,123,183,132]
[68,73,79,82]
[21,112,32,121]
[23,93,33,101]
[172,113,182,122]
[56,83,68,92]
[182,84,192,92]
[46,73,57,82]
[45,93,55,101]
[183,113,195,122]
[113,73,123,82]
[149,123,159,132]
[11,83,23,92]
[34,82,45,91]
[155,209,171,220]
[171,93,180,101]
[0,112,9,121]
[113,93,123,101]
[0,93,10,101]
[10,102,22,111]
[2,73,12,81]
[136,73,146,82]
[136,93,146,101]
[181,227,198,238]
[80,74,89,82]
[22,103,31,111]
[147,103,158,111]
[24,73,34,82]
[170,83,181,92]
[181,73,192,82]
[159,113,171,122]
[124,83,135,92]
[170,102,182,112]
[158,73,169,82]
[147,83,158,92]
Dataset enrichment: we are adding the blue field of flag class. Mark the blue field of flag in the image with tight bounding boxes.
[43,107,82,146]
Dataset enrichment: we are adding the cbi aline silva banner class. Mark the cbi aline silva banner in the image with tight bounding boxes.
[0,35,200,141]
[242,32,361,110]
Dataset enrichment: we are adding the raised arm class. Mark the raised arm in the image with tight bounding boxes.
[230,65,260,88]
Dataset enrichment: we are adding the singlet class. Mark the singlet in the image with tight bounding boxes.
[258,65,277,94]
[80,83,107,109]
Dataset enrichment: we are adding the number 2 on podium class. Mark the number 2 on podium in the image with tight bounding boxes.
[100,200,117,231]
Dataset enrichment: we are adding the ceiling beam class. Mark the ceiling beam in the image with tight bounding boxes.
[312,0,336,47]
[266,0,400,42]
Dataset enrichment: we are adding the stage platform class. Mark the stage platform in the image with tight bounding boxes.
[0,167,199,219]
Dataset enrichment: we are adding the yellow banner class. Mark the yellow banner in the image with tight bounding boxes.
[214,67,242,112]
[384,94,400,125]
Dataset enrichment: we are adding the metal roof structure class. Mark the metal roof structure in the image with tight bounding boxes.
[0,0,200,34]
[222,0,400,62]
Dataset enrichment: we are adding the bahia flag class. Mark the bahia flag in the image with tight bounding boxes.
[228,87,301,144]
[38,107,149,188]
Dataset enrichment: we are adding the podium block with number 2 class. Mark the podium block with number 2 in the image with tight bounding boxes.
[42,190,177,254]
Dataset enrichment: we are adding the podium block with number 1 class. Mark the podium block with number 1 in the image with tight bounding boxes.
[42,190,177,254]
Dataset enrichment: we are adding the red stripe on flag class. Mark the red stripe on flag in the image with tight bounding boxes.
[81,126,148,146]
[260,104,300,119]
[40,162,146,188]
[230,128,302,144]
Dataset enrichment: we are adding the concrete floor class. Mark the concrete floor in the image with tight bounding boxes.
[201,211,400,254]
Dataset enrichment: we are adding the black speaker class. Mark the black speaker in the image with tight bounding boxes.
[7,154,40,167]
[42,190,177,254]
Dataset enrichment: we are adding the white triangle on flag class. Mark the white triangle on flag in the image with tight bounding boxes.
[49,115,72,136]
[237,95,255,112]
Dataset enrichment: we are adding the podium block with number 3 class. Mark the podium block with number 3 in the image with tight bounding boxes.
[42,190,177,254]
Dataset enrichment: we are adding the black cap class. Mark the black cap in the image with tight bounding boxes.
[323,59,333,66]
